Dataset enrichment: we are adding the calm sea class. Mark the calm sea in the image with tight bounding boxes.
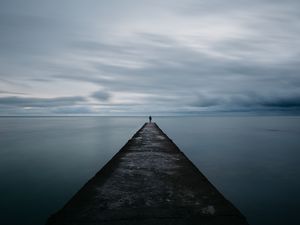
[0,116,299,225]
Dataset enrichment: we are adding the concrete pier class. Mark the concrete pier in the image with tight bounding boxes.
[47,123,248,225]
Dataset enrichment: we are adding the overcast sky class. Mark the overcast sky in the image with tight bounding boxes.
[0,0,300,115]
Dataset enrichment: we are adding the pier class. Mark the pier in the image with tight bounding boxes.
[47,122,248,225]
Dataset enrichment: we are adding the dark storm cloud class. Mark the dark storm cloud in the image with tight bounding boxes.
[192,92,300,111]
[260,96,300,108]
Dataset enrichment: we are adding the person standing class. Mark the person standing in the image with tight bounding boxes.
[149,116,152,123]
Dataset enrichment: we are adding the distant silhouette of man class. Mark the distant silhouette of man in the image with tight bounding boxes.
[149,116,152,123]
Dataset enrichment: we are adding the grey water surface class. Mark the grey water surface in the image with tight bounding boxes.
[0,116,299,225]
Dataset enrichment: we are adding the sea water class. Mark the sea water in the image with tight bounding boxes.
[0,116,299,225]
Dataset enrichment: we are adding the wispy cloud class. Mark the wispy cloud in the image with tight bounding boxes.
[1,0,300,115]
[0,96,86,107]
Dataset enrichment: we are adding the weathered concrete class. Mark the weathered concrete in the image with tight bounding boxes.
[47,123,248,225]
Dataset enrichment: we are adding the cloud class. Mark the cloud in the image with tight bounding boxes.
[0,90,27,95]
[53,31,300,114]
[91,90,110,101]
[191,92,300,112]
[259,96,300,108]
[0,96,86,108]
[192,94,222,107]
[1,0,300,115]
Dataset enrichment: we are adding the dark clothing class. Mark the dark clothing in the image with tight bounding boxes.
[149,116,152,123]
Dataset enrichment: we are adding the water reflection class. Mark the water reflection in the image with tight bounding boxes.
[0,116,299,225]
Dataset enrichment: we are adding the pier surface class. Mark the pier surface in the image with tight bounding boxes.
[47,123,248,225]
